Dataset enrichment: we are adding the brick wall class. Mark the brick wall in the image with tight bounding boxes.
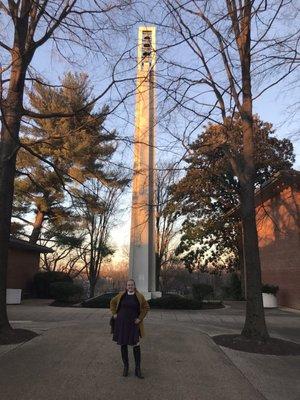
[256,187,300,309]
[7,248,40,291]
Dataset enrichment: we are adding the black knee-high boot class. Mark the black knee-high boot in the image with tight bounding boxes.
[121,345,129,377]
[133,345,144,379]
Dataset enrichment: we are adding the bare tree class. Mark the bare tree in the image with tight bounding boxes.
[158,0,299,340]
[156,162,182,289]
[74,178,127,298]
[0,0,134,335]
[40,239,85,278]
[100,260,128,292]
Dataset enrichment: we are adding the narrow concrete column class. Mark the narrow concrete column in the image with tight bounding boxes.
[129,27,161,300]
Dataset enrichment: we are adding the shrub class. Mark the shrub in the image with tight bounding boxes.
[231,273,243,299]
[262,284,279,295]
[192,283,214,301]
[149,294,202,309]
[34,271,73,298]
[81,293,223,310]
[50,282,84,303]
[81,292,117,308]
[222,273,243,300]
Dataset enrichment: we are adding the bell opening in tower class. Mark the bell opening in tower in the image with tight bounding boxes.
[142,31,152,63]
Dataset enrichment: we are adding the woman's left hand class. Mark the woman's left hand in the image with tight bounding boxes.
[134,318,141,324]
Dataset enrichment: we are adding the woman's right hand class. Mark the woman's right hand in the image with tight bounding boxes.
[113,314,117,319]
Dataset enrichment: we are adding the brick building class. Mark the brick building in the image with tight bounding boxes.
[7,237,53,295]
[255,170,300,309]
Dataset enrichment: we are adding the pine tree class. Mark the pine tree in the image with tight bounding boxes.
[15,73,117,243]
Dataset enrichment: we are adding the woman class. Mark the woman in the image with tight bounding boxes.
[110,279,150,379]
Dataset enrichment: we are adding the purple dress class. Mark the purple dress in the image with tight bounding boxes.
[113,292,140,346]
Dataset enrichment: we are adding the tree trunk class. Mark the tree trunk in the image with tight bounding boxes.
[0,94,22,332]
[29,210,45,244]
[237,223,246,298]
[239,114,269,339]
[237,0,269,341]
[0,41,31,332]
[88,258,97,299]
[240,180,269,340]
[0,139,16,332]
[89,279,96,298]
[239,92,269,340]
[239,112,269,340]
[155,252,161,291]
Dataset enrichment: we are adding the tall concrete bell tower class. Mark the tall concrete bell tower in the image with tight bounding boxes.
[129,27,161,300]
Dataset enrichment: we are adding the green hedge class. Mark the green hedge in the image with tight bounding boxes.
[262,284,279,295]
[222,273,243,300]
[149,294,202,309]
[81,293,223,310]
[82,292,117,308]
[192,283,214,301]
[34,271,73,298]
[50,282,84,303]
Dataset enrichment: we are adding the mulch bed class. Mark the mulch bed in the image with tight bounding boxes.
[202,302,224,309]
[0,329,39,346]
[213,334,300,356]
[50,300,80,307]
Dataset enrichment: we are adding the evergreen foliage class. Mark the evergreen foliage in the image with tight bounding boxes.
[14,72,127,297]
[14,72,117,244]
[192,283,214,301]
[148,294,202,309]
[50,282,84,303]
[173,114,295,273]
[222,273,243,300]
[33,271,73,298]
[261,284,279,295]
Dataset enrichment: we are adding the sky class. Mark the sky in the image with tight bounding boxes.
[2,2,299,262]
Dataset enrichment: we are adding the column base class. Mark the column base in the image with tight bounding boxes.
[139,291,162,300]
[139,292,152,301]
[151,291,162,299]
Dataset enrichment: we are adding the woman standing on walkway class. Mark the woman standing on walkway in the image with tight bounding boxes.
[110,279,150,379]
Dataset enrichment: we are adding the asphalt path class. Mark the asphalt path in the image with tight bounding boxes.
[0,301,299,400]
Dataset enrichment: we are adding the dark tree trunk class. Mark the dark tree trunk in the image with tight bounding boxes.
[240,180,269,340]
[88,257,96,299]
[237,0,269,341]
[0,93,23,332]
[155,252,161,291]
[89,279,96,298]
[237,223,246,298]
[239,125,269,340]
[238,64,269,339]
[29,210,45,244]
[0,147,17,332]
[0,23,32,331]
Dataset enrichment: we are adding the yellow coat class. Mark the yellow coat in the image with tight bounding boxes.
[110,290,150,338]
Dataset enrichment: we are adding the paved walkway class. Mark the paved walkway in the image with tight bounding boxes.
[0,300,299,400]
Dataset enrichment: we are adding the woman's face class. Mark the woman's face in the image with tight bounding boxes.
[126,280,135,292]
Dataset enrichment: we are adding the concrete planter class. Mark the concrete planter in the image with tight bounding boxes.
[262,292,278,308]
[6,289,22,304]
[151,291,162,299]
